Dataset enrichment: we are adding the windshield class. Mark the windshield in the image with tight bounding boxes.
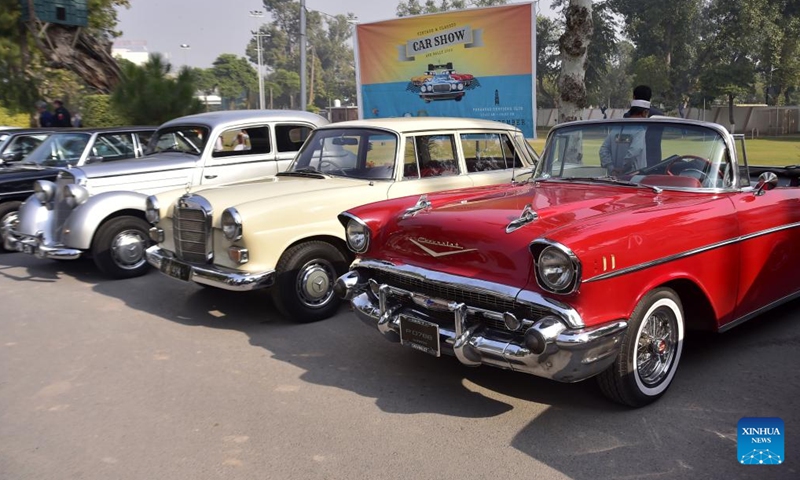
[22,133,91,167]
[0,133,49,163]
[286,128,398,180]
[536,121,734,190]
[146,126,208,155]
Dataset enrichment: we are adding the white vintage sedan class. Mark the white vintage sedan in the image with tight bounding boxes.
[145,117,538,322]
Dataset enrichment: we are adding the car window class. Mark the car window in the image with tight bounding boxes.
[89,133,137,163]
[287,127,398,180]
[461,133,520,172]
[411,134,459,178]
[136,131,153,151]
[212,126,271,158]
[147,126,208,156]
[276,124,312,153]
[0,134,48,162]
[21,132,91,167]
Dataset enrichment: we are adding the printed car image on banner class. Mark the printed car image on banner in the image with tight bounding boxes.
[355,3,536,138]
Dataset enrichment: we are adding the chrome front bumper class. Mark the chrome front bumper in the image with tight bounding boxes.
[337,270,628,383]
[145,245,275,292]
[2,227,82,260]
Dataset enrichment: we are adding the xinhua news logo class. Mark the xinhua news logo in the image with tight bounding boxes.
[737,417,784,465]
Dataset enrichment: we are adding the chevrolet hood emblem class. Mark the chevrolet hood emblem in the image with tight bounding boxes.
[410,237,477,258]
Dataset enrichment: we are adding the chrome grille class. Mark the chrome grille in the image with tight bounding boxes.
[174,204,210,263]
[372,270,550,331]
[433,84,451,93]
[52,173,76,242]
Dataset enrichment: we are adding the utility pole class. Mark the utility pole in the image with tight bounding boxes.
[300,0,307,111]
[249,10,266,110]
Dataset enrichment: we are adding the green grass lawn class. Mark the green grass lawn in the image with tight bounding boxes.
[529,129,800,166]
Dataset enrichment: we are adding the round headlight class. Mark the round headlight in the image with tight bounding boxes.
[63,184,89,208]
[33,180,56,203]
[457,83,464,91]
[145,195,160,224]
[221,207,242,241]
[537,246,575,292]
[346,218,369,253]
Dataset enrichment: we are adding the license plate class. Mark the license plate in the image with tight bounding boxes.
[399,315,440,357]
[160,257,191,281]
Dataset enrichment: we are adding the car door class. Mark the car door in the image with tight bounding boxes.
[387,133,474,199]
[731,181,800,319]
[199,124,276,186]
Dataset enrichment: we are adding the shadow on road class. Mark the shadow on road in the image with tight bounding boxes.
[74,265,799,478]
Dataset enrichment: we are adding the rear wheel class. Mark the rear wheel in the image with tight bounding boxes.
[92,216,151,279]
[0,201,22,253]
[271,241,348,323]
[597,287,684,407]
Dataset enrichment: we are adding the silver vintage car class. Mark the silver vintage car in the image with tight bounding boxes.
[3,110,328,278]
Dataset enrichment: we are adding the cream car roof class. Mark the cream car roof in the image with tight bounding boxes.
[315,117,524,135]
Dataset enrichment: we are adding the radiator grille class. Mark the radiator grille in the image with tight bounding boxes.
[174,206,209,263]
[371,269,550,332]
[433,84,452,93]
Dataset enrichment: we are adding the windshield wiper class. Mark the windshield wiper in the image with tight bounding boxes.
[276,167,328,178]
[537,176,663,194]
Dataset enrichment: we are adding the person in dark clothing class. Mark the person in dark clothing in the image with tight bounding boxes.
[623,85,664,167]
[53,100,72,127]
[36,101,55,127]
[623,85,664,117]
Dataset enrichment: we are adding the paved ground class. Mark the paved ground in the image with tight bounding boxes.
[0,252,798,480]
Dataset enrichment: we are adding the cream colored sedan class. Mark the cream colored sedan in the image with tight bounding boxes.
[145,117,537,322]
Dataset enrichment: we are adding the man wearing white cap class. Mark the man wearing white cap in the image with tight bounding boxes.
[599,100,650,176]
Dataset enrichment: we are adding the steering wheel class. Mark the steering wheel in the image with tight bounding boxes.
[665,155,711,176]
[319,159,348,176]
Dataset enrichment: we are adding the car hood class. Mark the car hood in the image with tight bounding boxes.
[168,175,391,224]
[368,181,669,289]
[78,153,198,179]
[0,165,60,193]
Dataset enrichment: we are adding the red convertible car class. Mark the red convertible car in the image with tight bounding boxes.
[335,118,797,407]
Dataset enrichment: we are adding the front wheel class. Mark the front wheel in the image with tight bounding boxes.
[271,241,348,323]
[597,287,684,407]
[0,201,22,253]
[92,216,151,279]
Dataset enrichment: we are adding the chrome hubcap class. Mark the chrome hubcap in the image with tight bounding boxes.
[1,211,18,229]
[296,259,335,308]
[636,307,677,387]
[111,229,147,270]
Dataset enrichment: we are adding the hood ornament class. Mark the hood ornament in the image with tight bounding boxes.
[402,194,432,219]
[184,182,192,196]
[506,203,538,233]
[410,237,477,258]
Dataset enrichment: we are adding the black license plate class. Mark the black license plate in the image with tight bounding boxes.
[160,257,191,281]
[399,315,440,357]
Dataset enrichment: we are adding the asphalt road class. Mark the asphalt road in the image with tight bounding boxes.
[1,252,798,480]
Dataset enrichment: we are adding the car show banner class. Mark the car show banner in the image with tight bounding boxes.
[354,3,536,137]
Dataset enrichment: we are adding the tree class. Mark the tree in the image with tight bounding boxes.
[211,54,258,109]
[558,0,593,122]
[396,0,509,17]
[111,55,203,125]
[536,15,561,108]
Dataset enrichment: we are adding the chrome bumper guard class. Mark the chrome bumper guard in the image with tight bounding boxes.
[2,227,81,260]
[336,270,628,383]
[145,245,275,292]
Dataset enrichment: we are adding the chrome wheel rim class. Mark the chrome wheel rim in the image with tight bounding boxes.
[1,210,18,229]
[636,306,678,387]
[296,258,336,308]
[111,229,147,270]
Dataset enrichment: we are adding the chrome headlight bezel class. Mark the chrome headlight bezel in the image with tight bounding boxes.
[343,214,370,253]
[145,195,160,224]
[63,184,89,209]
[531,240,581,294]
[221,207,242,241]
[33,180,56,203]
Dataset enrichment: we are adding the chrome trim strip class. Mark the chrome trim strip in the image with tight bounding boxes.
[584,221,800,283]
[0,189,34,196]
[352,258,586,328]
[719,290,800,333]
[145,246,274,291]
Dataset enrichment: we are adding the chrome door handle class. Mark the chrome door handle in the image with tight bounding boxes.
[204,174,218,179]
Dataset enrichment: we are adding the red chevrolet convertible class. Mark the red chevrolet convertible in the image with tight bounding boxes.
[335,118,798,407]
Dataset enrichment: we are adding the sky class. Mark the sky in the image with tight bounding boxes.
[115,0,555,69]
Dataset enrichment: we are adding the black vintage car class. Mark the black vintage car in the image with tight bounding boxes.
[0,128,53,166]
[0,126,155,252]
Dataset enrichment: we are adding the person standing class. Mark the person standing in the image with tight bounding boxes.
[53,100,72,127]
[36,101,55,127]
[623,85,664,117]
[600,100,650,176]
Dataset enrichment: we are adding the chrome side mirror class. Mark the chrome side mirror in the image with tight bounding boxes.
[754,172,778,196]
